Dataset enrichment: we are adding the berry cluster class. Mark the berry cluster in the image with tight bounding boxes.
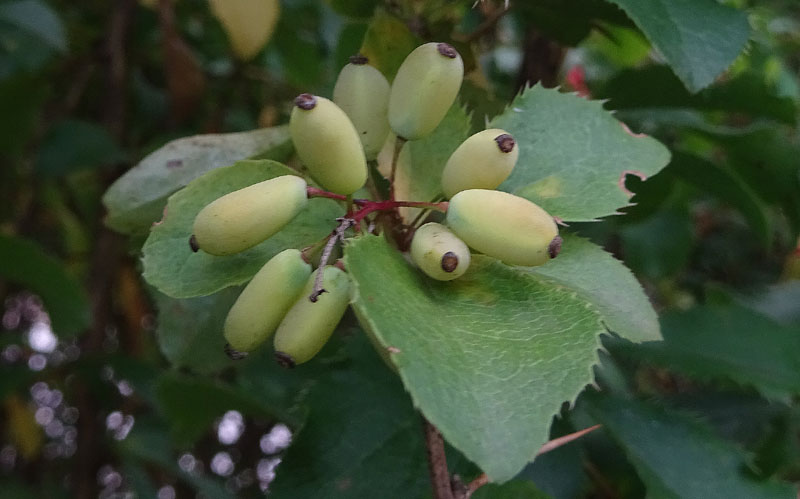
[188,42,561,366]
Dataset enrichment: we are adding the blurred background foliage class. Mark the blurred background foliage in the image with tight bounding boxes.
[0,0,799,497]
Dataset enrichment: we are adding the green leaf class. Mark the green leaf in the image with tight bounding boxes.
[102,126,292,235]
[620,208,694,279]
[491,85,670,221]
[0,234,90,336]
[333,22,369,70]
[272,3,325,89]
[615,108,774,137]
[520,417,591,499]
[141,160,339,298]
[269,333,431,499]
[608,304,800,400]
[516,0,634,46]
[601,66,797,124]
[719,129,800,210]
[606,0,750,92]
[0,0,67,52]
[668,152,772,248]
[472,481,552,499]
[344,235,605,481]
[525,234,661,343]
[37,119,125,176]
[393,103,471,220]
[584,394,796,499]
[359,9,419,81]
[155,372,282,446]
[153,287,239,374]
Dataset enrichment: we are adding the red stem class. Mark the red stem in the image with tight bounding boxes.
[351,200,448,224]
[306,186,348,201]
[306,186,448,224]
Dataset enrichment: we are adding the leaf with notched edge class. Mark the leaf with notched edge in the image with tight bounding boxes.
[606,0,750,93]
[491,85,670,222]
[345,235,605,482]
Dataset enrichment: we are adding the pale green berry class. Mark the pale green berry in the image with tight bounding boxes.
[223,249,312,352]
[289,94,368,195]
[388,42,463,140]
[191,175,307,256]
[446,189,561,266]
[333,54,391,160]
[410,223,470,281]
[441,129,518,198]
[273,266,351,367]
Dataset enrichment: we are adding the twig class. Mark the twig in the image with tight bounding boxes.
[306,186,348,202]
[461,425,603,498]
[464,474,490,498]
[309,217,355,302]
[76,1,136,495]
[536,424,601,456]
[351,200,449,225]
[423,417,455,499]
[454,2,511,43]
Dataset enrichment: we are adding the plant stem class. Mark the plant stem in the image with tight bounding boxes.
[410,195,445,228]
[306,186,348,202]
[309,217,355,302]
[352,200,448,225]
[464,474,489,498]
[536,424,601,456]
[423,416,455,499]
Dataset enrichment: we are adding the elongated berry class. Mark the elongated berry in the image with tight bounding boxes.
[410,223,470,281]
[446,189,560,266]
[388,42,464,140]
[441,129,519,198]
[191,175,307,256]
[223,249,311,352]
[333,55,391,160]
[289,94,368,195]
[209,0,280,61]
[273,266,351,367]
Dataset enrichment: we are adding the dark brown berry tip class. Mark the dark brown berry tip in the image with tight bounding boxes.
[275,351,296,369]
[224,343,248,360]
[441,251,459,272]
[494,133,515,153]
[436,42,458,59]
[294,93,317,110]
[548,235,563,259]
[189,234,199,253]
[349,53,368,65]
